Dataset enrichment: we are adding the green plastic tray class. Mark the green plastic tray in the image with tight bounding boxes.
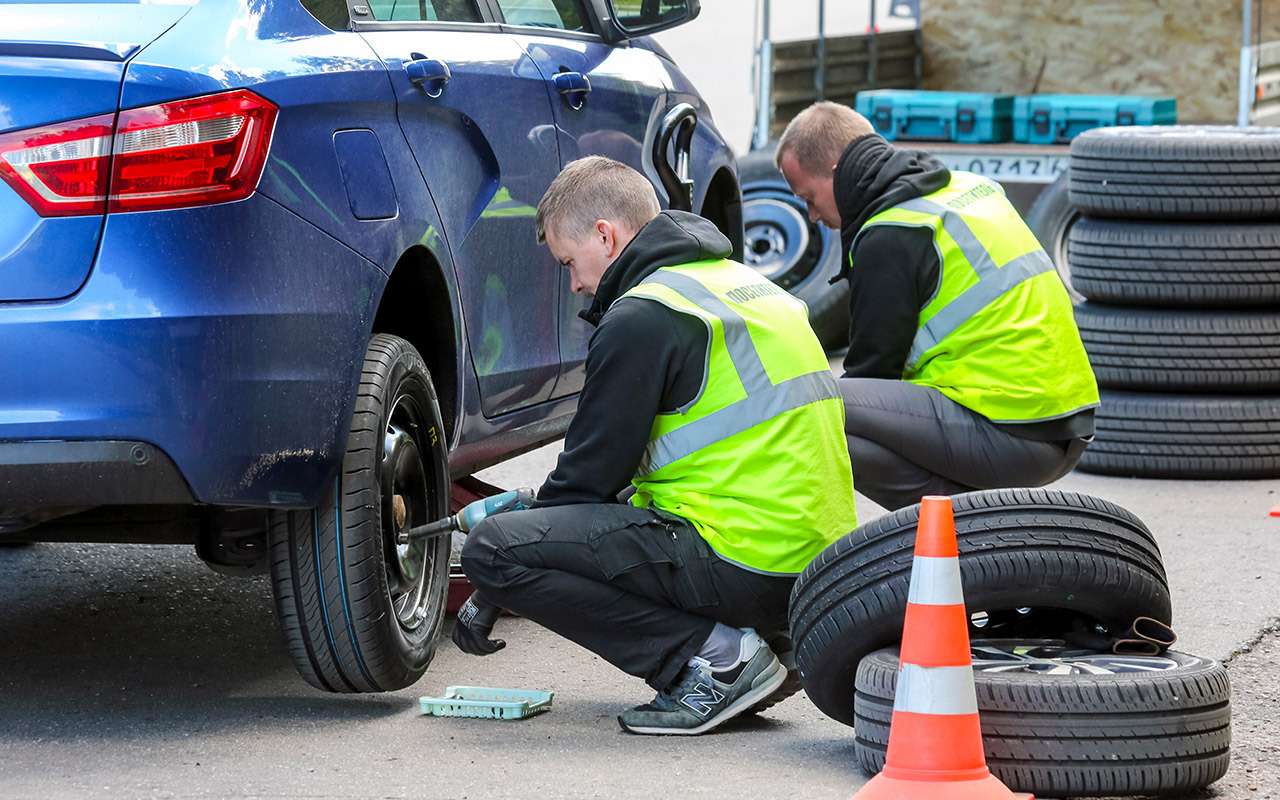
[418,685,554,720]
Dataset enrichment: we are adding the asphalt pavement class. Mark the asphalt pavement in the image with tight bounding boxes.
[2,446,1278,799]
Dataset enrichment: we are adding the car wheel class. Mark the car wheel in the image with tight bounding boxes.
[738,148,848,350]
[788,489,1171,727]
[1069,217,1280,307]
[1075,303,1280,393]
[1069,125,1280,219]
[854,642,1231,797]
[1080,391,1280,479]
[269,334,451,692]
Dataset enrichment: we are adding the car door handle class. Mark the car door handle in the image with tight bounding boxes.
[552,71,591,110]
[406,54,451,98]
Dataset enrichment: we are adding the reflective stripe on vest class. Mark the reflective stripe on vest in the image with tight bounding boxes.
[891,189,1055,369]
[620,259,858,575]
[633,269,841,476]
[853,171,1099,424]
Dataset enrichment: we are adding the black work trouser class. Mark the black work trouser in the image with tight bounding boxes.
[460,503,794,692]
[841,378,1089,511]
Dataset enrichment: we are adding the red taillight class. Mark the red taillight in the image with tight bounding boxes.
[0,89,277,217]
[0,114,114,216]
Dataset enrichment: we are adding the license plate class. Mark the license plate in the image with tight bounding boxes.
[933,152,1068,183]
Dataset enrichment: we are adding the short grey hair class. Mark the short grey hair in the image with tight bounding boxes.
[775,102,876,176]
[536,156,660,243]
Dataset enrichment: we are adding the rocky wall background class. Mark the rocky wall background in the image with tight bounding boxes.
[921,0,1280,123]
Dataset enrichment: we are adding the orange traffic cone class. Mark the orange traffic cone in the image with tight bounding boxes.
[852,496,1032,800]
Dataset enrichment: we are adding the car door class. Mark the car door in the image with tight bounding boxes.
[492,0,673,399]
[358,0,564,416]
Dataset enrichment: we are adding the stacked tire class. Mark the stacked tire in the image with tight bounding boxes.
[1065,126,1280,479]
[787,489,1232,797]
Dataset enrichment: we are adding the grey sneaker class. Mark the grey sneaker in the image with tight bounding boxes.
[618,630,786,735]
[745,645,800,715]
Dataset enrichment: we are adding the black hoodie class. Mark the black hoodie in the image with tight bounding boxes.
[834,134,1092,443]
[535,211,730,506]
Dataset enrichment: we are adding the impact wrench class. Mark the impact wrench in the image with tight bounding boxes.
[397,487,535,656]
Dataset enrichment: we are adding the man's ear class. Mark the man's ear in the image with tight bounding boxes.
[597,219,621,256]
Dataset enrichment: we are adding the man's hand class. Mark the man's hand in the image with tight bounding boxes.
[452,593,506,655]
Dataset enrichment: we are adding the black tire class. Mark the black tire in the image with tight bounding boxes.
[854,644,1231,797]
[1025,172,1083,302]
[738,147,848,350]
[1070,217,1280,307]
[1080,391,1280,479]
[1076,303,1280,393]
[269,334,452,692]
[789,489,1171,727]
[1069,125,1280,220]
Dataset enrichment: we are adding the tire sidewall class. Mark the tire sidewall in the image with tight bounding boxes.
[358,342,451,674]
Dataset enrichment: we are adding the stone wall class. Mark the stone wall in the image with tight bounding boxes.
[920,1,1279,124]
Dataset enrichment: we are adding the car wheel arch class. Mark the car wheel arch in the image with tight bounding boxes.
[698,166,744,261]
[371,246,462,447]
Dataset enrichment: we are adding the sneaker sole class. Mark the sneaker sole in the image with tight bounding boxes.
[618,657,787,736]
[744,668,801,715]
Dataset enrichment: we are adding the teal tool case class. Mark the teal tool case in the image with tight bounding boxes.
[1012,95,1176,144]
[855,90,1014,144]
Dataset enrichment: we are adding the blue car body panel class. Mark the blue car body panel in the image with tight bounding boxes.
[0,0,738,518]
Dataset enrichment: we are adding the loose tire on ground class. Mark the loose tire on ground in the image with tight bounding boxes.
[738,147,848,350]
[269,334,452,692]
[1025,172,1083,302]
[788,489,1172,726]
[1080,391,1280,479]
[854,644,1232,797]
[1069,126,1280,220]
[1069,217,1280,307]
[1076,303,1280,392]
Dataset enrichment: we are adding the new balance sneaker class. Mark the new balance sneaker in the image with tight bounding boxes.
[617,630,786,735]
[745,643,800,715]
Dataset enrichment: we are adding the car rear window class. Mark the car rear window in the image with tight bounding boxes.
[365,0,481,22]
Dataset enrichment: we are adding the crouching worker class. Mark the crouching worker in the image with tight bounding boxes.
[775,102,1100,510]
[459,156,857,735]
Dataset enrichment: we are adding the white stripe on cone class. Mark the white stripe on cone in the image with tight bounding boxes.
[905,556,966,606]
[893,664,980,715]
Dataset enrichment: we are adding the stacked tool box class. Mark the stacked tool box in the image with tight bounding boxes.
[855,89,1175,144]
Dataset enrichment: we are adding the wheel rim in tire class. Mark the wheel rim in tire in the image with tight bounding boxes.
[743,190,821,288]
[381,391,445,634]
[971,641,1180,675]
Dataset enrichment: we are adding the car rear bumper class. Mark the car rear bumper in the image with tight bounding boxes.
[0,440,193,507]
[0,195,383,509]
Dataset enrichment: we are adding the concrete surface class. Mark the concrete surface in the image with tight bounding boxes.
[1,446,1277,799]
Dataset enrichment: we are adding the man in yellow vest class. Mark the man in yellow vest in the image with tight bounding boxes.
[459,156,858,735]
[775,102,1099,510]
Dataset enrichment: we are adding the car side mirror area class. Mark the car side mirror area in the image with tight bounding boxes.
[584,0,701,44]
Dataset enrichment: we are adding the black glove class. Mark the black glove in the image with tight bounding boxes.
[452,593,505,656]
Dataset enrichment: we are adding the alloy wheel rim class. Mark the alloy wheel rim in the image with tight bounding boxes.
[971,641,1180,675]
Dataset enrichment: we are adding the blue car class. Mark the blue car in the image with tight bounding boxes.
[0,0,742,691]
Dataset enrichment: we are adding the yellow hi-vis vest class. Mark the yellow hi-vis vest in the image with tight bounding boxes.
[855,171,1099,424]
[620,260,858,575]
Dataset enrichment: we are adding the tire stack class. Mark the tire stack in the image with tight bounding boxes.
[1066,126,1280,479]
[786,488,1232,798]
